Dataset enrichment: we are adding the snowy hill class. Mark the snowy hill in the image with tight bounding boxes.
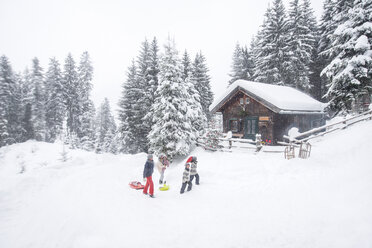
[1,121,372,248]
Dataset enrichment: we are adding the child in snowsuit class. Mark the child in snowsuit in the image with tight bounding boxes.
[143,154,155,197]
[187,156,199,186]
[156,153,170,184]
[180,163,191,194]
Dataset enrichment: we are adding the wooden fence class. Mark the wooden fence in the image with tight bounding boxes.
[282,109,372,159]
[198,109,372,158]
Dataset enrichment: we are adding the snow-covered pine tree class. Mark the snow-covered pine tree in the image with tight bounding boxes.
[142,37,160,151]
[228,43,245,85]
[182,50,207,138]
[322,0,372,115]
[0,56,16,146]
[241,45,256,81]
[309,35,325,101]
[318,0,336,58]
[63,53,82,142]
[286,0,317,92]
[317,0,336,101]
[148,38,194,159]
[11,73,24,143]
[255,0,290,85]
[95,98,117,153]
[118,60,141,154]
[149,37,160,99]
[30,57,46,141]
[78,51,96,151]
[181,50,192,81]
[192,52,214,121]
[19,68,34,141]
[44,58,65,142]
[136,39,153,152]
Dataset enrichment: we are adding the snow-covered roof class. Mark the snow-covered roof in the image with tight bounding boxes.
[210,80,326,114]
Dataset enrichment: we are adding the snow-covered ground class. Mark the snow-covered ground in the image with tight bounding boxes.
[1,121,372,248]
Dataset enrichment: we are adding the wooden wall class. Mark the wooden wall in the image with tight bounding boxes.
[221,91,275,141]
[219,90,325,144]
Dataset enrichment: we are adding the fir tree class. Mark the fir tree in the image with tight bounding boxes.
[136,39,153,152]
[322,0,372,115]
[118,60,141,154]
[229,43,245,85]
[148,39,194,159]
[255,0,290,85]
[95,98,117,153]
[19,69,34,141]
[286,0,317,92]
[30,57,46,141]
[45,58,65,142]
[192,52,214,120]
[0,55,15,145]
[182,50,207,137]
[63,53,81,139]
[241,45,255,81]
[78,51,95,150]
[181,50,192,81]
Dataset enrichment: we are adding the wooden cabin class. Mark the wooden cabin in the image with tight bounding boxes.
[209,80,326,144]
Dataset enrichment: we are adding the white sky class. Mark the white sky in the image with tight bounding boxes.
[0,0,324,113]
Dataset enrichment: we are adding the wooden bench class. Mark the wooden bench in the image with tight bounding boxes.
[232,133,244,138]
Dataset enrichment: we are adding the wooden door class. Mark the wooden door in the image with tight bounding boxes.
[244,116,258,140]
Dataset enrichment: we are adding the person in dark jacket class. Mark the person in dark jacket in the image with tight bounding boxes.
[143,154,155,197]
[180,162,191,194]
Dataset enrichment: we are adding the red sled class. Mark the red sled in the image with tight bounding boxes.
[129,181,145,190]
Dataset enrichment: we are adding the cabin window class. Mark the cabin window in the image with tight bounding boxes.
[240,97,250,105]
[229,119,239,133]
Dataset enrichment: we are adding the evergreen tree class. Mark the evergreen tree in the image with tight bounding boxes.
[21,103,34,141]
[286,0,317,92]
[118,60,141,154]
[0,56,15,145]
[322,0,372,115]
[241,45,256,81]
[192,52,214,120]
[30,57,46,141]
[141,37,160,151]
[11,73,24,143]
[309,35,325,101]
[63,54,81,138]
[19,69,34,141]
[229,43,245,85]
[45,58,65,142]
[255,0,290,85]
[182,50,207,137]
[95,98,116,153]
[318,0,336,100]
[136,39,153,152]
[148,37,160,99]
[148,39,194,159]
[181,50,192,81]
[78,51,95,150]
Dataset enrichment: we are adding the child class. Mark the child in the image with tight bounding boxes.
[156,153,170,184]
[187,156,200,185]
[180,163,191,194]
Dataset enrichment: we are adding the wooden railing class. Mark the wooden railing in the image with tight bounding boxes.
[282,109,372,159]
[284,109,372,144]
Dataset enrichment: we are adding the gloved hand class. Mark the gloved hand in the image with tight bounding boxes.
[143,177,147,182]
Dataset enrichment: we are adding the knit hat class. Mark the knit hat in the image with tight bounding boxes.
[147,154,153,160]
